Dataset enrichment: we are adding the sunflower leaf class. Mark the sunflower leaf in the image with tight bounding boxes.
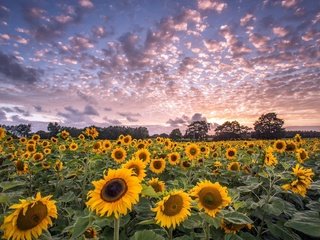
[0,181,25,191]
[223,212,253,224]
[71,215,90,239]
[141,184,160,198]
[130,230,165,240]
[284,211,320,237]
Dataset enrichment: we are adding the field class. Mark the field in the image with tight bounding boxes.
[0,128,319,240]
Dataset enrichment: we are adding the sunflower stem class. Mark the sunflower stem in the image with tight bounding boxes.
[168,227,173,240]
[114,217,120,240]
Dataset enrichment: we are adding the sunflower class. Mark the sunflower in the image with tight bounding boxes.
[19,137,27,144]
[220,219,252,234]
[264,152,278,166]
[41,140,50,148]
[190,180,231,217]
[50,137,58,143]
[69,142,78,151]
[92,141,102,152]
[135,148,151,164]
[85,127,99,139]
[273,140,286,153]
[32,134,41,142]
[0,192,57,240]
[111,147,127,163]
[43,148,52,155]
[152,190,191,229]
[0,127,6,139]
[122,158,146,181]
[26,144,36,154]
[227,162,240,171]
[294,134,302,143]
[84,227,98,239]
[282,164,314,197]
[122,135,132,146]
[86,168,142,219]
[285,141,296,152]
[150,158,166,174]
[78,134,86,141]
[295,148,308,163]
[41,161,51,170]
[102,140,112,151]
[21,152,31,160]
[60,130,70,139]
[59,144,66,151]
[148,178,165,193]
[54,160,63,171]
[167,152,180,165]
[15,160,28,175]
[180,160,192,171]
[225,148,237,160]
[33,152,44,161]
[185,143,200,160]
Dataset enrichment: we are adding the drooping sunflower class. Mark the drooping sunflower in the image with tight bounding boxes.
[185,143,200,160]
[41,161,51,170]
[285,141,297,152]
[152,190,191,229]
[167,152,180,165]
[122,158,146,181]
[0,192,57,240]
[295,148,308,163]
[225,148,237,160]
[150,158,166,174]
[227,161,241,171]
[54,160,63,171]
[135,148,151,164]
[86,168,142,219]
[190,180,231,217]
[180,160,192,171]
[15,160,28,175]
[273,140,286,153]
[220,219,252,234]
[148,178,165,193]
[111,147,127,163]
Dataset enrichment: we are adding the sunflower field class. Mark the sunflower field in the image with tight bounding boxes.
[0,127,319,240]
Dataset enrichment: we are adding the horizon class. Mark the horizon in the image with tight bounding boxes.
[0,0,319,131]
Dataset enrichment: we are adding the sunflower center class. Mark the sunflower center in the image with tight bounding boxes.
[153,160,163,169]
[101,178,128,202]
[130,165,140,176]
[228,151,235,157]
[170,155,177,162]
[139,153,147,161]
[230,163,239,171]
[276,143,283,149]
[17,202,48,230]
[163,195,183,216]
[300,151,306,160]
[151,183,162,192]
[190,148,197,155]
[16,161,25,171]
[115,151,123,159]
[199,187,223,210]
[183,161,191,168]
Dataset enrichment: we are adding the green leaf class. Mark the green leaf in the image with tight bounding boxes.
[237,182,262,193]
[262,199,285,216]
[59,191,76,203]
[137,219,156,225]
[0,193,9,204]
[223,212,253,225]
[238,232,257,240]
[199,213,221,228]
[173,236,193,240]
[182,214,202,229]
[0,181,25,191]
[130,230,165,240]
[141,184,160,198]
[71,216,90,239]
[266,221,301,240]
[285,211,320,237]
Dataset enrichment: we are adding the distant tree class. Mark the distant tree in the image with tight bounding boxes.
[185,120,211,140]
[253,113,285,139]
[159,133,170,138]
[169,128,182,140]
[47,122,61,137]
[215,121,251,140]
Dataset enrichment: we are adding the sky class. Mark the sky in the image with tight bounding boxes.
[0,0,319,134]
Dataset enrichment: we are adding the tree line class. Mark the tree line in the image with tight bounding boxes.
[1,112,320,140]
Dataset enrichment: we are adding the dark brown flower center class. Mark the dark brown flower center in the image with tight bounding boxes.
[139,153,147,161]
[115,151,123,159]
[163,194,183,216]
[151,182,163,192]
[276,142,283,149]
[300,151,307,160]
[228,150,235,157]
[153,160,163,170]
[189,147,197,155]
[17,202,48,230]
[101,178,127,202]
[16,161,25,171]
[182,161,191,168]
[199,187,223,210]
[170,155,177,162]
[230,163,239,171]
[130,165,140,176]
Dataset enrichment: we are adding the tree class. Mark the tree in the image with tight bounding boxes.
[185,121,211,140]
[253,113,285,139]
[169,128,182,140]
[47,122,61,137]
[215,121,251,140]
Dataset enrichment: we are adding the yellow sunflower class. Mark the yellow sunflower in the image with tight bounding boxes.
[167,152,180,165]
[15,160,28,175]
[135,148,151,164]
[152,190,191,229]
[122,158,146,181]
[190,180,231,217]
[69,142,78,151]
[273,140,286,153]
[185,143,200,160]
[285,141,296,152]
[19,137,27,145]
[43,148,52,155]
[33,152,44,161]
[225,148,237,160]
[227,162,241,171]
[122,135,132,146]
[86,168,142,219]
[31,134,41,142]
[102,140,112,151]
[150,158,166,174]
[220,219,252,234]
[54,160,63,171]
[295,148,308,163]
[60,130,70,139]
[26,144,36,154]
[0,127,6,139]
[111,147,127,163]
[148,178,165,193]
[0,192,57,240]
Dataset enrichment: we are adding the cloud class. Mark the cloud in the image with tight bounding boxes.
[197,0,227,13]
[0,51,42,83]
[191,113,207,122]
[104,107,112,111]
[0,109,6,120]
[166,115,190,127]
[83,105,99,116]
[118,112,141,122]
[77,90,97,104]
[240,13,256,26]
[281,0,299,8]
[103,116,122,125]
[92,26,107,38]
[272,26,289,37]
[79,0,94,9]
[34,105,42,112]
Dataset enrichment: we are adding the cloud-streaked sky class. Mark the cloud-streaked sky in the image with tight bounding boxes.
[0,0,319,134]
